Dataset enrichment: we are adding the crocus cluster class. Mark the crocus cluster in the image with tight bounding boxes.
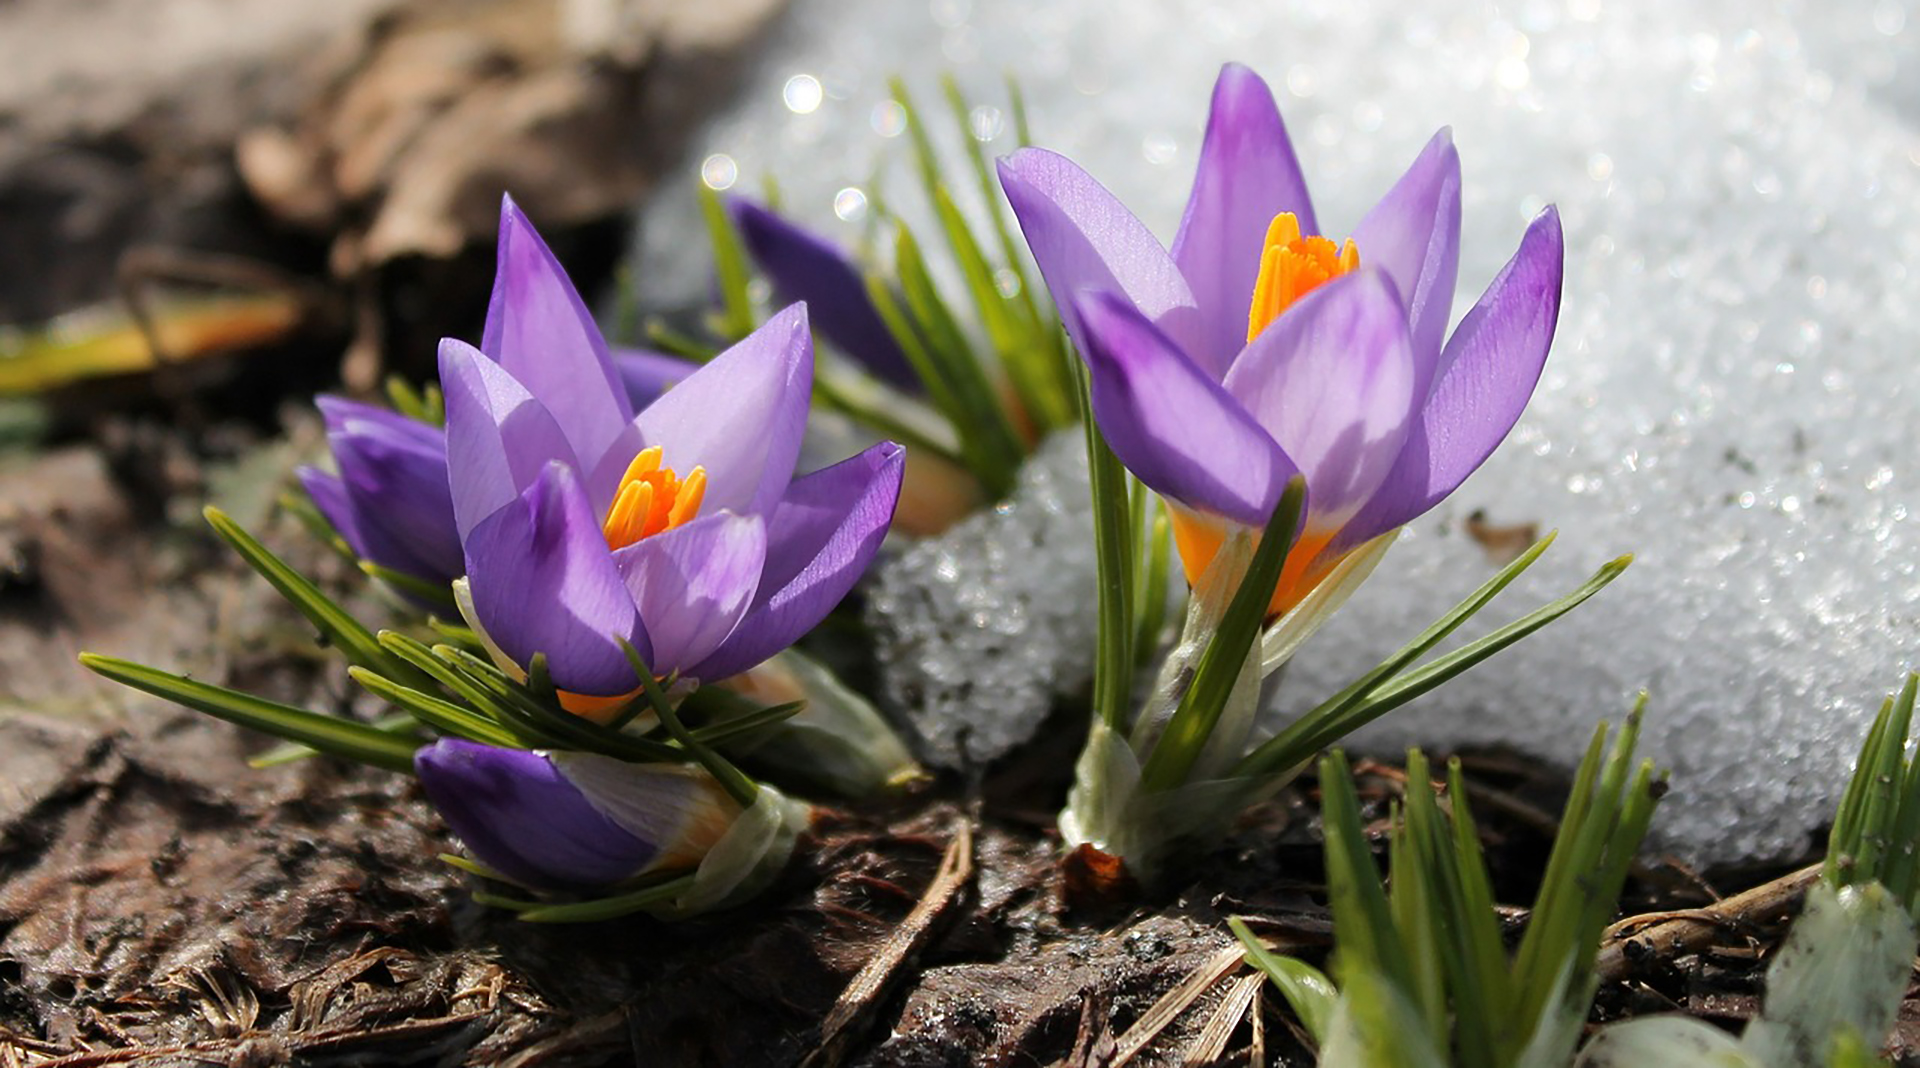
[310,198,907,895]
[1001,62,1563,618]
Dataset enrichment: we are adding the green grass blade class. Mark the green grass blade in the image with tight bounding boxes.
[252,711,418,767]
[699,184,757,341]
[1077,360,1136,732]
[1319,751,1415,995]
[1241,551,1630,778]
[892,226,1025,493]
[358,560,458,610]
[204,506,432,691]
[433,644,683,764]
[620,639,758,808]
[79,654,418,773]
[348,666,524,747]
[1229,916,1339,1044]
[1234,534,1564,780]
[1133,497,1173,665]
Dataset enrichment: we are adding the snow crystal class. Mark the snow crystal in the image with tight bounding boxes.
[634,0,1920,864]
[863,432,1095,768]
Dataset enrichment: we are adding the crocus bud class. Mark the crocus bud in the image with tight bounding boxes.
[414,739,741,889]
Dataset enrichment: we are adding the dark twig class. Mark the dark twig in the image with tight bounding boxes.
[1593,863,1821,982]
[801,817,976,1068]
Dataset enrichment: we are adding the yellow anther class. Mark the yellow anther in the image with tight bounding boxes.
[1245,212,1361,343]
[602,445,707,550]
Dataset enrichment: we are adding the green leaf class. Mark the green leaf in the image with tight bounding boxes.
[347,666,524,748]
[891,225,1024,494]
[1320,971,1451,1068]
[252,711,418,767]
[204,506,434,691]
[699,183,757,341]
[1229,916,1338,1044]
[1077,359,1137,732]
[1574,1017,1755,1068]
[1741,881,1915,1068]
[619,639,759,808]
[1237,544,1630,779]
[79,654,418,773]
[430,642,683,764]
[1138,477,1305,794]
[1318,750,1416,998]
[357,560,458,610]
[1133,496,1173,665]
[513,874,700,923]
[1508,701,1659,1056]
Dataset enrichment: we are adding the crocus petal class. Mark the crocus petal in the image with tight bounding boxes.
[462,461,645,696]
[546,752,741,871]
[482,196,639,510]
[1073,290,1292,527]
[1340,206,1564,545]
[610,512,766,679]
[297,466,379,563]
[728,198,917,390]
[690,441,905,682]
[440,338,577,540]
[414,740,659,888]
[610,346,691,410]
[1170,63,1318,379]
[1221,268,1417,528]
[316,395,443,451]
[634,303,812,517]
[322,410,462,583]
[1351,128,1462,368]
[998,147,1203,359]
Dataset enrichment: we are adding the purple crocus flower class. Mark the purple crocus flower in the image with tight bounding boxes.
[414,738,740,888]
[727,197,918,390]
[300,349,691,592]
[445,196,905,717]
[999,63,1563,617]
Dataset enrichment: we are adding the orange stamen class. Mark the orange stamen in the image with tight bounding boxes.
[601,445,707,550]
[1245,212,1360,343]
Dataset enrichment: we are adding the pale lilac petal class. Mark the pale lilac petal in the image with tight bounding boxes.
[1351,128,1462,368]
[610,346,691,410]
[1341,206,1564,545]
[482,196,639,511]
[690,441,904,681]
[1170,63,1317,379]
[462,462,645,696]
[1073,291,1292,527]
[1221,268,1417,528]
[414,740,658,888]
[998,148,1202,359]
[610,512,766,679]
[728,198,917,389]
[439,339,576,540]
[634,303,811,517]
